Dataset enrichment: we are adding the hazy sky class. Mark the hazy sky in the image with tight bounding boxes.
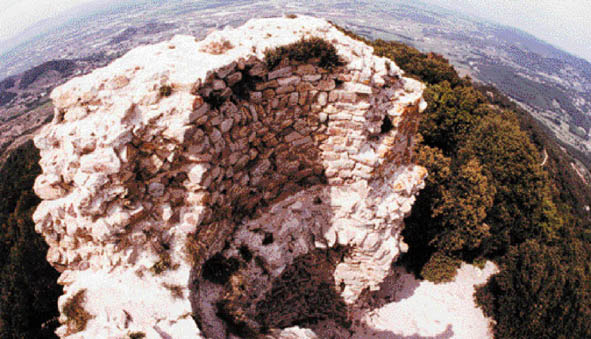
[426,0,591,61]
[0,0,97,40]
[0,0,590,61]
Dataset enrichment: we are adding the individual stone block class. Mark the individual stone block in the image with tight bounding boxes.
[278,76,301,87]
[148,182,165,197]
[296,64,316,74]
[250,91,262,103]
[317,79,336,91]
[263,89,275,100]
[268,66,292,80]
[226,72,243,86]
[34,174,67,200]
[344,82,373,94]
[212,79,226,91]
[289,92,299,106]
[219,87,232,98]
[317,92,328,106]
[249,62,267,77]
[297,82,313,92]
[216,62,237,78]
[276,85,295,95]
[220,119,234,133]
[303,74,322,82]
[285,131,303,143]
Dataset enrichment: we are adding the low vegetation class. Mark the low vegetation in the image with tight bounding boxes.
[264,37,342,70]
[159,85,172,97]
[150,251,175,275]
[366,35,591,338]
[127,331,146,339]
[200,38,234,55]
[62,289,92,334]
[162,283,184,299]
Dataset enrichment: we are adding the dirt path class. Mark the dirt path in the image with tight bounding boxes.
[541,148,548,166]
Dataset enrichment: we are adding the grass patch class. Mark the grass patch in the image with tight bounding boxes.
[150,252,178,275]
[62,289,93,334]
[162,283,184,299]
[201,39,234,55]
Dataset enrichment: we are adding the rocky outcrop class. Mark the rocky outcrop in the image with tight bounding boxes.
[32,16,426,338]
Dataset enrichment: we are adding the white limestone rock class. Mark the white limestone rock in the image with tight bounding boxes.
[33,15,433,338]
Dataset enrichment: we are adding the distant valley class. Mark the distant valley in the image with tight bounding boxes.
[1,0,591,167]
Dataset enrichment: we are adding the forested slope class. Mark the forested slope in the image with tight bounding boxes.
[0,140,61,338]
[369,37,591,338]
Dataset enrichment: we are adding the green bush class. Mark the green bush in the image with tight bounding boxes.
[419,81,488,154]
[458,112,563,252]
[264,37,342,70]
[420,252,461,283]
[476,240,591,338]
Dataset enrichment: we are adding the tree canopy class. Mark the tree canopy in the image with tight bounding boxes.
[369,34,591,338]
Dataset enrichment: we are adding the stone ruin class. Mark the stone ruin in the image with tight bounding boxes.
[32,16,426,338]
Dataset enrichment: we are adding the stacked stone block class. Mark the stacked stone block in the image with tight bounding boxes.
[31,16,426,338]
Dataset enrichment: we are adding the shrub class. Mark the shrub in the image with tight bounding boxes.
[372,40,462,87]
[128,331,146,339]
[63,290,92,334]
[159,85,172,97]
[264,37,342,70]
[430,157,495,253]
[419,81,489,154]
[150,252,175,275]
[476,240,591,338]
[200,39,234,55]
[420,252,461,283]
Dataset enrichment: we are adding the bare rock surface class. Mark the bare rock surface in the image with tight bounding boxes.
[352,262,499,339]
[32,16,431,338]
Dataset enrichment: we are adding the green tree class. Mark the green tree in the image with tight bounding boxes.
[401,144,451,274]
[0,141,61,339]
[431,158,495,253]
[420,81,489,155]
[366,29,589,337]
[373,40,462,86]
[476,240,591,338]
[458,111,562,254]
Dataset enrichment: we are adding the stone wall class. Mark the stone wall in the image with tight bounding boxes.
[32,16,426,338]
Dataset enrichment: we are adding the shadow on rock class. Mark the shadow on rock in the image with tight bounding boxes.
[360,264,421,312]
[354,324,454,339]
